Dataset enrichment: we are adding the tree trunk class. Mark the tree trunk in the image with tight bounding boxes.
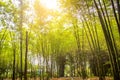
[59,63,65,77]
[12,43,16,80]
[19,0,23,80]
[110,0,120,34]
[94,0,120,79]
[24,31,28,80]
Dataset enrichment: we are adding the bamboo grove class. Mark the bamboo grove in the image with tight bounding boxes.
[0,0,120,80]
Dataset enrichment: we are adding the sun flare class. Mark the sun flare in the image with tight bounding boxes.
[40,0,59,10]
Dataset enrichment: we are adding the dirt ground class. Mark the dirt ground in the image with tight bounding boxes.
[3,77,113,80]
[50,77,113,80]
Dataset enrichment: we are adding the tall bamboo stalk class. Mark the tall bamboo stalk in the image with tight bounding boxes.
[19,0,23,79]
[110,0,120,34]
[24,31,28,80]
[94,0,120,79]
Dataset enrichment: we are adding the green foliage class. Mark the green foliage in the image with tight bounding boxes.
[0,0,120,79]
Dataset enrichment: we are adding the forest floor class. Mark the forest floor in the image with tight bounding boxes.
[50,77,113,80]
[3,77,113,80]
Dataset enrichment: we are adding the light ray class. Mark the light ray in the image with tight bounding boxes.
[40,0,59,10]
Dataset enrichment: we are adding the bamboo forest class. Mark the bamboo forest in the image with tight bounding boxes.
[0,0,120,80]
